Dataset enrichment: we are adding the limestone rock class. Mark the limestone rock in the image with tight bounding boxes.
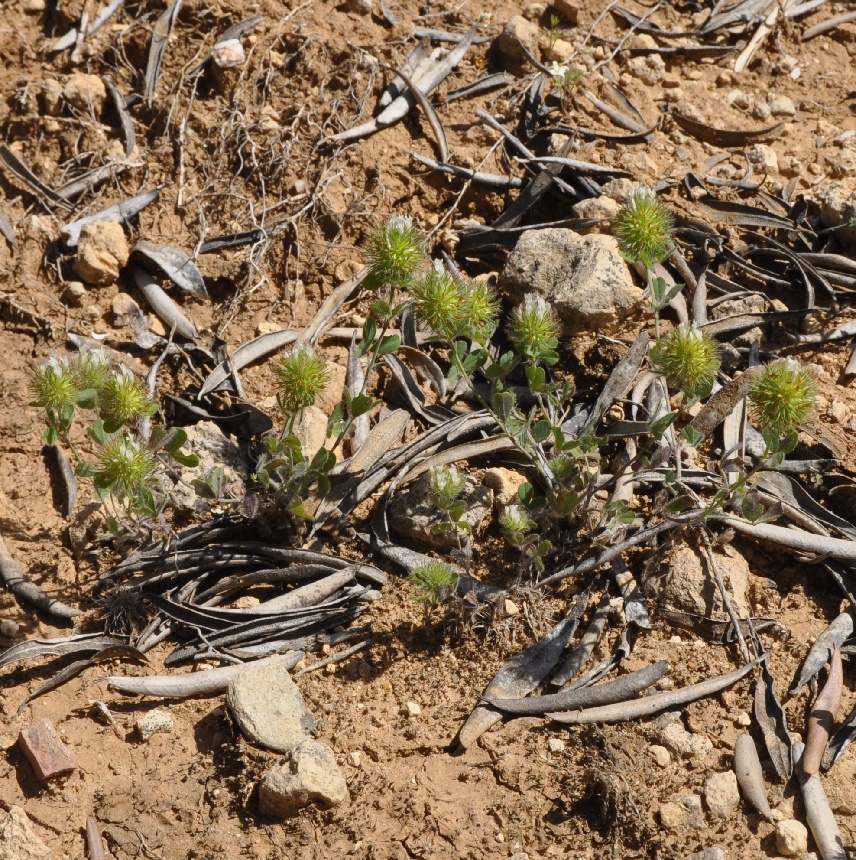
[775,819,808,857]
[601,178,636,203]
[259,739,348,817]
[649,744,671,767]
[293,405,329,461]
[227,662,316,753]
[73,221,129,285]
[0,806,51,860]
[769,95,796,116]
[627,53,665,85]
[688,850,726,860]
[136,709,174,741]
[703,771,740,819]
[659,794,705,831]
[572,195,621,222]
[749,144,779,175]
[493,16,541,75]
[500,229,641,334]
[644,542,750,619]
[482,467,527,506]
[169,421,249,512]
[62,73,106,114]
[387,471,493,550]
[659,722,712,761]
[816,182,856,252]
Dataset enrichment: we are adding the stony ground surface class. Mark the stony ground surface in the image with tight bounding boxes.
[1,0,856,858]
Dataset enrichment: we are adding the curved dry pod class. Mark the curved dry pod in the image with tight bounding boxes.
[198,328,299,398]
[795,742,848,860]
[102,650,303,698]
[733,733,774,821]
[131,240,208,298]
[130,265,197,340]
[803,646,843,776]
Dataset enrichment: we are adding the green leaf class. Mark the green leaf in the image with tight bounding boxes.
[164,427,189,454]
[170,451,199,468]
[316,474,331,497]
[102,418,123,435]
[681,425,704,447]
[358,318,377,356]
[75,461,96,478]
[447,500,467,522]
[89,419,107,444]
[530,419,552,443]
[377,334,401,355]
[44,427,58,447]
[650,410,678,441]
[310,447,336,472]
[518,482,534,506]
[526,365,546,393]
[190,478,218,499]
[350,395,375,418]
[664,495,694,515]
[741,493,765,523]
[134,485,156,515]
[493,390,517,422]
[288,498,313,520]
[551,488,579,516]
[541,350,560,366]
[650,276,667,307]
[327,401,346,437]
[462,349,488,373]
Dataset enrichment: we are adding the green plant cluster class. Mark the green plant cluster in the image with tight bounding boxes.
[30,350,197,531]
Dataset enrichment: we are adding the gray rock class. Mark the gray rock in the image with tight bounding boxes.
[259,739,348,817]
[659,722,712,761]
[170,421,249,512]
[227,662,316,753]
[492,16,541,76]
[688,850,726,860]
[703,771,740,819]
[500,229,641,334]
[73,221,129,285]
[627,53,665,85]
[644,542,750,619]
[769,95,797,116]
[136,709,174,742]
[775,820,808,857]
[387,471,493,550]
[659,794,705,831]
[572,195,620,223]
[816,182,856,252]
[0,806,52,860]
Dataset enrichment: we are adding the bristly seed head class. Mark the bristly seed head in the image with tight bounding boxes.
[408,561,460,605]
[96,434,157,501]
[499,504,536,548]
[412,265,498,343]
[29,356,79,412]
[99,366,157,428]
[649,322,721,398]
[430,464,466,510]
[274,345,330,415]
[364,215,427,291]
[71,348,111,396]
[614,187,674,267]
[749,359,817,439]
[507,295,560,364]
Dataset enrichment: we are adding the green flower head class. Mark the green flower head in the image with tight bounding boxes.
[412,265,466,340]
[275,345,329,415]
[499,504,536,548]
[408,561,459,605]
[649,322,720,398]
[430,464,466,509]
[614,187,674,266]
[507,295,559,363]
[30,356,79,412]
[749,359,817,439]
[99,366,157,428]
[71,348,111,395]
[364,215,426,291]
[461,278,499,344]
[95,434,157,502]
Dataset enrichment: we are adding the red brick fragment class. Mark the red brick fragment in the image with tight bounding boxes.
[18,719,78,781]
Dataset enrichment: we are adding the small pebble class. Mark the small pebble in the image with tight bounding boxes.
[347,750,362,768]
[0,620,19,638]
[547,738,565,754]
[649,744,671,767]
[769,95,797,116]
[136,709,174,741]
[775,819,808,857]
[403,701,422,718]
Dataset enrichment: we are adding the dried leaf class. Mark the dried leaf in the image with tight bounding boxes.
[61,187,161,248]
[145,0,184,107]
[132,240,208,298]
[754,658,793,781]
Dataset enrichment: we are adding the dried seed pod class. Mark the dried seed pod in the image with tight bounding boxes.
[795,741,848,860]
[734,733,774,821]
[803,646,844,776]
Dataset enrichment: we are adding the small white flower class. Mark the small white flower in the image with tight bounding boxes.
[549,61,570,79]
